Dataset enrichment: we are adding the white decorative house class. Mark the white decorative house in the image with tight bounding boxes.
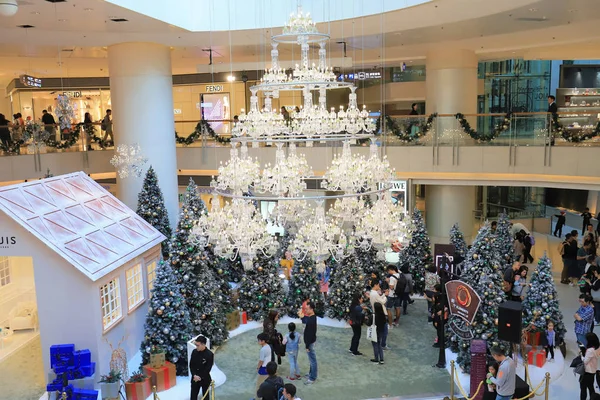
[0,171,165,385]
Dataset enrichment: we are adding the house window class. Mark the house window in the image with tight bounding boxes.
[126,264,144,310]
[100,278,122,330]
[0,257,11,287]
[147,260,157,293]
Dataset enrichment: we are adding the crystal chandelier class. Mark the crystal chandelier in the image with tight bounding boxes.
[192,198,279,270]
[258,142,312,196]
[290,201,352,272]
[213,143,261,195]
[355,192,411,260]
[282,5,318,35]
[321,140,393,193]
[269,199,311,235]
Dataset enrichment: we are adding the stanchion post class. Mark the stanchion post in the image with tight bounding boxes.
[450,360,455,400]
[211,380,216,400]
[153,385,158,400]
[544,372,550,400]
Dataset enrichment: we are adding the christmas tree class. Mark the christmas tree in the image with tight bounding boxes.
[493,212,514,270]
[200,245,231,302]
[169,179,208,340]
[286,257,324,318]
[454,223,507,373]
[140,261,192,375]
[399,209,432,294]
[275,232,294,262]
[238,253,287,321]
[219,255,244,284]
[449,223,468,260]
[189,259,230,346]
[136,166,172,257]
[354,241,387,278]
[326,255,366,320]
[523,254,566,340]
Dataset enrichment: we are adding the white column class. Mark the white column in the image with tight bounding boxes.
[108,42,178,229]
[426,48,478,115]
[425,185,476,245]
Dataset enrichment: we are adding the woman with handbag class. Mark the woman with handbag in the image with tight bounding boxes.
[349,293,366,356]
[580,332,599,400]
[370,302,386,365]
[263,310,282,364]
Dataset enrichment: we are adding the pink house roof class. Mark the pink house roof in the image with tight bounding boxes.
[0,172,166,281]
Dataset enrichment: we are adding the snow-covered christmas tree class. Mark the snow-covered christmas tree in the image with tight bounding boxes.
[219,255,244,284]
[399,208,432,294]
[355,241,387,278]
[199,244,231,301]
[326,255,366,320]
[493,212,514,270]
[238,253,287,321]
[168,179,208,338]
[449,223,468,260]
[454,223,507,373]
[136,166,171,257]
[523,254,566,340]
[286,257,324,317]
[140,261,192,375]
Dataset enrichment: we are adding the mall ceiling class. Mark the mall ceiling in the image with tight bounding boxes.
[0,0,599,87]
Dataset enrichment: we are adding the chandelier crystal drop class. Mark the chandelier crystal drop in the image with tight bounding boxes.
[282,5,318,35]
[269,199,311,235]
[192,198,279,271]
[258,142,312,196]
[213,143,261,195]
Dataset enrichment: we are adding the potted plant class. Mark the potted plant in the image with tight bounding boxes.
[98,370,122,399]
[125,370,151,400]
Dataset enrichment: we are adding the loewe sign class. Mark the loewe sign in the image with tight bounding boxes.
[0,236,17,249]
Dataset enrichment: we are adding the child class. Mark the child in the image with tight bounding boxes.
[256,333,271,392]
[544,321,556,362]
[511,265,528,302]
[298,295,310,324]
[483,361,499,400]
[282,322,301,380]
[318,265,331,300]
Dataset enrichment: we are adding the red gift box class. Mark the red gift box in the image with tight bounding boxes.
[125,378,151,400]
[142,361,176,392]
[240,311,247,324]
[526,332,541,346]
[527,350,545,368]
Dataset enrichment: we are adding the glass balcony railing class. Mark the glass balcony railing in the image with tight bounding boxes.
[1,112,599,156]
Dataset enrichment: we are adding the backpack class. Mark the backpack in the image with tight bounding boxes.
[395,273,407,296]
[276,385,285,400]
[364,308,373,327]
[100,120,107,131]
[528,235,535,246]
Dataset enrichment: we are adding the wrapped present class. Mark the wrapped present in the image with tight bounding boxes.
[150,352,166,368]
[73,350,91,368]
[46,382,63,392]
[125,378,151,400]
[80,362,96,377]
[527,350,545,368]
[51,344,75,367]
[526,331,541,346]
[143,362,176,392]
[227,310,240,331]
[72,388,99,400]
[240,311,247,325]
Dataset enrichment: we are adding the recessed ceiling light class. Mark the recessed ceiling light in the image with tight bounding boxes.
[30,11,40,15]
[58,19,67,22]
[529,8,537,12]
[83,8,93,11]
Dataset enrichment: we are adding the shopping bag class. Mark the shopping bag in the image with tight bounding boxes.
[366,325,378,342]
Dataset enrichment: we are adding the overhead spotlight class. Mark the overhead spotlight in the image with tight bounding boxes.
[0,0,18,17]
[227,75,236,82]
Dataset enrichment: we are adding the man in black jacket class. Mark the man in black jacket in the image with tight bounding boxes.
[547,95,558,145]
[189,335,214,400]
[257,361,284,400]
[304,301,317,385]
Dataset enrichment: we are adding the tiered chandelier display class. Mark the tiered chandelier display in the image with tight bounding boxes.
[191,5,409,270]
[232,5,375,145]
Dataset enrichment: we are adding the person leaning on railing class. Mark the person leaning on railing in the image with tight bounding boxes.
[547,95,558,146]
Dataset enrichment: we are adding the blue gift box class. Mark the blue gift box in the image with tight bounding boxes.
[72,388,99,400]
[80,362,95,377]
[54,364,68,374]
[50,344,75,357]
[73,350,91,367]
[46,383,62,392]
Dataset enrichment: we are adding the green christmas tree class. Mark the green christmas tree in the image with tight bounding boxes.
[454,223,508,373]
[286,257,324,318]
[275,232,294,262]
[523,254,567,340]
[326,255,366,320]
[169,179,208,339]
[493,212,514,270]
[136,166,172,257]
[449,223,468,260]
[355,240,387,278]
[219,255,244,284]
[140,261,192,375]
[200,245,232,302]
[238,253,287,321]
[399,209,432,294]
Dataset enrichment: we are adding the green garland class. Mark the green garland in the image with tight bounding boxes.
[552,117,600,143]
[175,120,231,145]
[375,113,437,143]
[0,138,24,154]
[44,127,81,149]
[454,112,511,142]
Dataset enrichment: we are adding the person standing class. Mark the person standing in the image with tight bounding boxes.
[256,333,272,392]
[579,332,599,400]
[263,310,281,364]
[511,266,528,302]
[257,361,284,400]
[303,301,318,385]
[371,302,386,365]
[424,264,440,322]
[489,346,516,400]
[522,231,534,264]
[409,103,419,115]
[503,261,520,294]
[41,110,56,138]
[582,208,593,236]
[282,322,301,380]
[101,109,113,145]
[280,251,294,280]
[575,294,594,346]
[399,263,414,315]
[189,336,214,400]
[369,279,389,350]
[0,113,12,149]
[349,293,365,356]
[282,383,301,400]
[554,210,566,237]
[385,265,402,326]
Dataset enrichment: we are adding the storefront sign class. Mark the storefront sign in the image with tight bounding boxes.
[0,236,17,249]
[62,91,82,98]
[445,280,481,325]
[173,109,182,115]
[379,180,407,213]
[20,75,42,88]
[205,85,223,93]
